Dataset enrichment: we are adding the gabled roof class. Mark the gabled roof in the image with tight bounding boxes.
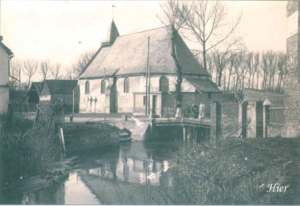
[80,25,209,79]
[29,82,44,93]
[45,80,78,94]
[34,82,43,93]
[0,37,13,57]
[185,78,221,93]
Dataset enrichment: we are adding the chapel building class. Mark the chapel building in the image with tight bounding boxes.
[78,21,221,117]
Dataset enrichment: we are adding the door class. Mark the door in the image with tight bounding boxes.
[152,95,157,115]
[110,78,118,113]
[242,101,248,138]
[256,101,263,138]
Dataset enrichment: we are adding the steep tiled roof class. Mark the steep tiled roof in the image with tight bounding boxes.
[0,37,13,56]
[34,82,43,93]
[185,78,221,93]
[80,26,209,79]
[45,80,78,94]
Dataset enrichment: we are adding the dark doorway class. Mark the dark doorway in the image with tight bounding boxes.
[256,101,263,138]
[152,95,157,115]
[110,78,118,113]
[216,102,221,138]
[242,101,248,138]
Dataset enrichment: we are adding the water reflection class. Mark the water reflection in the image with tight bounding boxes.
[1,142,179,205]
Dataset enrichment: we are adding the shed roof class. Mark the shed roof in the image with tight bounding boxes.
[45,80,78,94]
[80,25,209,79]
[185,78,222,93]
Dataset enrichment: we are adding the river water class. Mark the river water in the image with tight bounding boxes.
[2,141,181,204]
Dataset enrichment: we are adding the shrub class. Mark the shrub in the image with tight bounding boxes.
[0,113,63,185]
[163,138,300,204]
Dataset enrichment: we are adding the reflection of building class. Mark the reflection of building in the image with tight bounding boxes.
[78,20,221,116]
[0,36,13,114]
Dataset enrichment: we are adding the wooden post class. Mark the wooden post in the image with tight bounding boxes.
[183,127,186,142]
[145,37,150,117]
[60,127,66,153]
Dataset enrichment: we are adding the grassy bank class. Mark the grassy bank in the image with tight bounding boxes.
[166,138,300,205]
[0,114,64,187]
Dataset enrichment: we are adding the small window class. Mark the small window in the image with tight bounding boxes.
[143,96,146,106]
[85,81,90,94]
[101,80,106,94]
[124,77,129,93]
[208,92,212,99]
[159,77,169,92]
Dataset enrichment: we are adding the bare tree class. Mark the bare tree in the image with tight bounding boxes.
[39,60,52,81]
[22,60,40,89]
[72,50,95,78]
[158,1,186,109]
[245,52,254,89]
[261,52,269,90]
[227,54,235,92]
[253,52,260,89]
[276,52,287,92]
[51,63,63,80]
[181,1,242,71]
[9,59,21,89]
[65,67,75,80]
[212,37,244,88]
[233,52,243,92]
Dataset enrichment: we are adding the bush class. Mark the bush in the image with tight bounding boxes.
[0,113,63,185]
[163,138,300,204]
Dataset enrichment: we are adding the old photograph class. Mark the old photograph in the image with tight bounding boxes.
[0,0,299,205]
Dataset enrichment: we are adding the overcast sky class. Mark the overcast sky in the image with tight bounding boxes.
[1,1,288,82]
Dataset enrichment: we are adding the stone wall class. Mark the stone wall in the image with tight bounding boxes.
[210,102,239,139]
[0,46,10,114]
[267,124,285,138]
[243,89,284,107]
[0,88,9,114]
[284,2,300,137]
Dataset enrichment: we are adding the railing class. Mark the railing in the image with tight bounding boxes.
[162,107,175,118]
[269,107,284,125]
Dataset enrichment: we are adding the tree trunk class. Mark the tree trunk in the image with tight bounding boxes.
[203,44,207,71]
[256,72,259,89]
[227,70,232,93]
[218,72,222,87]
[171,26,183,108]
[223,70,226,92]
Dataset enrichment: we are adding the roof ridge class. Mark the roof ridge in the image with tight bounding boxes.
[118,25,170,38]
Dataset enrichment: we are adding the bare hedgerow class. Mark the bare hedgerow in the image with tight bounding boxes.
[157,138,292,205]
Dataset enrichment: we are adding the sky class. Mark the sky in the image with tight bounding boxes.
[1,1,288,83]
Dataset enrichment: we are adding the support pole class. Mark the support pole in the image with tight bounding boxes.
[60,127,66,153]
[145,37,150,117]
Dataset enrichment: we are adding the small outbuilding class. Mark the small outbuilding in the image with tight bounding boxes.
[25,82,43,104]
[39,80,79,113]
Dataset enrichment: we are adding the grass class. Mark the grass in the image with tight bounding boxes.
[0,114,63,187]
[161,137,300,205]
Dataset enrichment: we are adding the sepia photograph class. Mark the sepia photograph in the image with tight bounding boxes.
[0,0,299,205]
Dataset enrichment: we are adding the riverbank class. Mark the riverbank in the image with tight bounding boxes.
[63,122,120,154]
[0,113,72,201]
[169,137,300,205]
